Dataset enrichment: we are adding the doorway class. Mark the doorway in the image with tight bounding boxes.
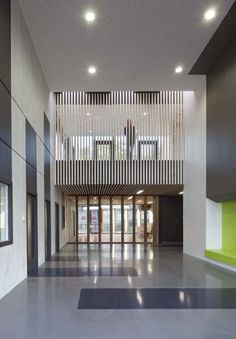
[55,203,60,252]
[69,195,157,245]
[159,196,183,245]
[26,194,38,274]
[44,200,51,260]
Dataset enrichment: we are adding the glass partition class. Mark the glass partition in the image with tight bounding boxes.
[135,196,145,243]
[146,196,154,243]
[112,196,122,243]
[124,196,133,243]
[72,194,155,244]
[89,196,99,243]
[101,197,111,243]
[78,197,87,242]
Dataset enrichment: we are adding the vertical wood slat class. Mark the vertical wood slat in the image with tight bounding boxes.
[55,91,184,187]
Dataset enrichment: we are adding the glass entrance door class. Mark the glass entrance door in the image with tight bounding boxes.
[124,196,133,243]
[101,197,111,243]
[71,195,155,244]
[112,197,122,243]
[89,197,99,243]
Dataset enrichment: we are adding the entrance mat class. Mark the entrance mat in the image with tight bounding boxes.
[28,267,138,277]
[78,288,236,309]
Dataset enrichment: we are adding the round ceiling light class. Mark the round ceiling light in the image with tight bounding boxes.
[204,8,216,21]
[85,11,96,23]
[88,66,97,74]
[175,66,183,74]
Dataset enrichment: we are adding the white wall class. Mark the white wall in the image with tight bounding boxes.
[183,81,207,260]
[206,199,222,249]
[0,0,66,299]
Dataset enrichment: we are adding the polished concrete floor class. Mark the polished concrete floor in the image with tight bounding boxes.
[1,244,236,338]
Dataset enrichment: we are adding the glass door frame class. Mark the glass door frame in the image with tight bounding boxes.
[74,195,157,245]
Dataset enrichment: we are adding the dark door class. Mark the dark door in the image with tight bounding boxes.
[159,196,183,244]
[45,200,51,260]
[55,203,60,252]
[27,194,38,273]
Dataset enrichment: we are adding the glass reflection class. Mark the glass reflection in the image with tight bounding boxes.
[89,196,99,243]
[124,197,133,243]
[112,197,122,243]
[135,197,145,243]
[101,197,110,243]
[147,196,154,243]
[78,197,87,242]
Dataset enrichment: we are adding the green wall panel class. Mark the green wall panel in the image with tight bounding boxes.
[222,201,236,250]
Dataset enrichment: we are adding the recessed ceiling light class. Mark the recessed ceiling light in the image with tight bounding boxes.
[204,8,216,21]
[142,112,148,116]
[86,112,91,116]
[137,190,144,195]
[88,66,97,74]
[85,11,96,23]
[175,66,183,74]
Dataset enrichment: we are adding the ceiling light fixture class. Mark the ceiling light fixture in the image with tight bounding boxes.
[204,8,216,21]
[179,191,184,195]
[85,11,96,23]
[175,66,183,74]
[127,196,133,200]
[137,190,144,195]
[88,66,97,74]
[86,112,91,116]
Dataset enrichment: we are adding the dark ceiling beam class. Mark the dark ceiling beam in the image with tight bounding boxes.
[189,1,236,75]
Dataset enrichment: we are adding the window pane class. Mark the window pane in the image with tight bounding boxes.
[124,196,133,243]
[0,182,9,242]
[112,197,122,242]
[89,196,99,243]
[135,196,145,243]
[147,196,154,243]
[78,197,87,242]
[101,197,110,243]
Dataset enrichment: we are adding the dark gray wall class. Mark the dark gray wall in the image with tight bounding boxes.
[0,0,11,92]
[26,120,37,196]
[44,114,51,201]
[207,36,236,202]
[0,0,12,247]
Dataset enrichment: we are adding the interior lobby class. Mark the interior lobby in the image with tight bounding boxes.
[1,1,236,338]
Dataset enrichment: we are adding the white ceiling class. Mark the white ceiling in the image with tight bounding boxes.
[19,0,234,91]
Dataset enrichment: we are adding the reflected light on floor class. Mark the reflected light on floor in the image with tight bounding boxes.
[147,262,153,274]
[136,290,143,306]
[136,244,141,260]
[179,290,185,304]
[149,250,154,260]
[127,275,132,285]
[124,245,128,260]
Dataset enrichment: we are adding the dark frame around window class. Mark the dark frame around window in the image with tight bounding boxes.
[94,140,114,161]
[138,140,158,161]
[0,179,13,248]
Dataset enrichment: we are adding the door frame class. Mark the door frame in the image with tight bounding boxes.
[55,203,60,252]
[45,200,51,260]
[26,193,38,274]
[73,195,157,245]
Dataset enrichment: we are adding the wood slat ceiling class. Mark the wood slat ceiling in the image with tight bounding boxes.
[56,184,183,196]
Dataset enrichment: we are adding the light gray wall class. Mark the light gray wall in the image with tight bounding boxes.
[0,0,66,299]
[183,80,207,260]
